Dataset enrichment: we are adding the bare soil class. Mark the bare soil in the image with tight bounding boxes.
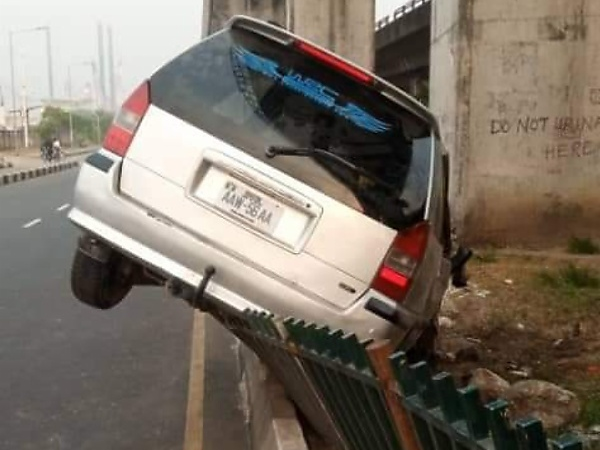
[438,249,600,427]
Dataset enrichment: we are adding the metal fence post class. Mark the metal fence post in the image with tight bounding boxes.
[367,341,422,450]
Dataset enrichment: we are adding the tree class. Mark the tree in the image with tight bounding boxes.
[36,106,114,147]
[37,106,69,142]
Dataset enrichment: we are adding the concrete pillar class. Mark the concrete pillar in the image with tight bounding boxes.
[292,0,374,69]
[431,0,600,246]
[205,0,287,37]
[204,0,374,69]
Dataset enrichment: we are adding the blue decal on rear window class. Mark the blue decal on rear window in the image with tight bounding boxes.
[232,46,391,134]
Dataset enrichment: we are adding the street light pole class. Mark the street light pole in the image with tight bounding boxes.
[9,31,16,120]
[43,27,54,99]
[9,26,54,110]
[21,85,29,148]
[68,111,74,148]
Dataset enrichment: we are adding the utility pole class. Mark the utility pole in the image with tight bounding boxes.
[44,27,54,99]
[107,26,116,111]
[97,23,106,109]
[9,31,16,124]
[9,26,54,123]
[67,65,74,148]
[21,85,29,148]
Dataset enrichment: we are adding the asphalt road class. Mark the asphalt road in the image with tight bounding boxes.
[0,169,248,450]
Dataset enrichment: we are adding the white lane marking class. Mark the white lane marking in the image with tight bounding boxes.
[22,218,42,229]
[183,311,205,450]
[56,203,70,212]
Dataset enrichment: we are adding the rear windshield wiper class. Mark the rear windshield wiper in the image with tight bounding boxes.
[266,145,404,199]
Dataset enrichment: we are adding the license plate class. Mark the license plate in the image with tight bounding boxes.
[215,179,283,235]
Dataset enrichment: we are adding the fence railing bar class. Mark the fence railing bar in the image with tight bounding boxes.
[515,418,549,450]
[549,434,583,450]
[326,340,390,450]
[411,362,438,409]
[376,0,431,30]
[389,351,419,397]
[219,309,583,450]
[486,400,518,450]
[302,357,360,450]
[457,386,489,441]
[243,313,346,448]
[368,342,422,450]
[359,380,402,450]
[310,357,371,450]
[432,373,463,424]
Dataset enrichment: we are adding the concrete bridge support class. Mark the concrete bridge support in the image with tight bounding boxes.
[202,0,374,69]
[431,0,600,245]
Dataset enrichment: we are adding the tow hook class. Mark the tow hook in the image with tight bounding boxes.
[166,265,216,311]
[192,266,216,311]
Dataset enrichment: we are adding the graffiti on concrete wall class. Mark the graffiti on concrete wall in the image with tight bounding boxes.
[489,88,600,161]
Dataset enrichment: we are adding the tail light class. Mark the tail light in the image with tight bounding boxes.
[103,81,150,157]
[371,222,429,302]
[294,40,374,85]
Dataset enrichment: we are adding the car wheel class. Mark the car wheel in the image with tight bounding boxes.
[406,320,438,365]
[71,238,133,310]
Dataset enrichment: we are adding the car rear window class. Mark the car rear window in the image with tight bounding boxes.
[150,26,433,230]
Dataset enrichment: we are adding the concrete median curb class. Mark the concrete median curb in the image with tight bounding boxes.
[239,343,309,450]
[0,161,81,188]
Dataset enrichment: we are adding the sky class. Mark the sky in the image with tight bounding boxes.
[0,0,407,110]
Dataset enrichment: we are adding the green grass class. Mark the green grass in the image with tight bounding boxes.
[567,236,600,255]
[581,396,600,427]
[538,264,600,290]
[474,249,498,263]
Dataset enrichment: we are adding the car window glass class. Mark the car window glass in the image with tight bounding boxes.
[151,28,433,230]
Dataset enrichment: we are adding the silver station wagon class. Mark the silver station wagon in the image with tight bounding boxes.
[69,16,466,357]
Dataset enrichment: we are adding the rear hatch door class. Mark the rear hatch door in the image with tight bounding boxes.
[119,20,433,308]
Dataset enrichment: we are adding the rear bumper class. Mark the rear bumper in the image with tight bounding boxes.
[69,150,406,341]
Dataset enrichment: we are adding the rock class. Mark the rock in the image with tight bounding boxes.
[475,289,491,298]
[436,351,456,363]
[578,426,600,450]
[456,346,480,362]
[504,279,514,285]
[440,337,481,363]
[441,292,459,315]
[506,361,519,371]
[439,316,455,329]
[508,368,531,379]
[505,380,581,430]
[470,368,510,403]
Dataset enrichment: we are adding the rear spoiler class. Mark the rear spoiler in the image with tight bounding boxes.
[226,15,441,137]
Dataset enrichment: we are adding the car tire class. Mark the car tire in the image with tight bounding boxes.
[71,243,133,310]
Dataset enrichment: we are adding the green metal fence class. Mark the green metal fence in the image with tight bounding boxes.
[211,306,583,450]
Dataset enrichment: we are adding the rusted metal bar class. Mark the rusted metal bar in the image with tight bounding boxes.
[367,341,422,450]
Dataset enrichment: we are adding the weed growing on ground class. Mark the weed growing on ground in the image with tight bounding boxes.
[567,237,600,255]
[475,249,498,263]
[536,264,600,314]
[581,396,600,427]
[538,264,600,290]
